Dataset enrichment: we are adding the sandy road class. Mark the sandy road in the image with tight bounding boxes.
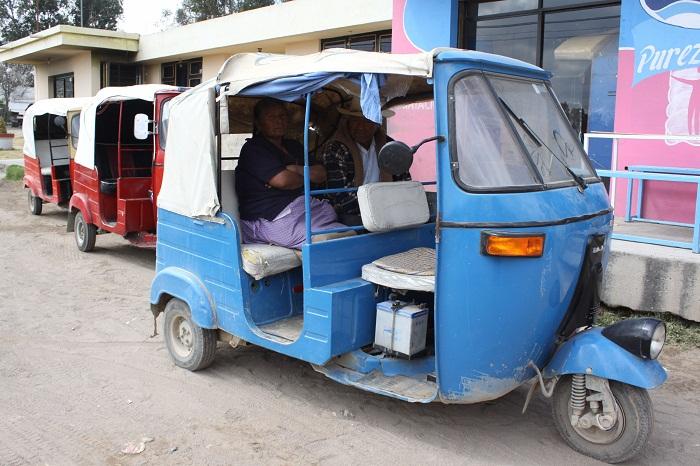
[0,179,699,465]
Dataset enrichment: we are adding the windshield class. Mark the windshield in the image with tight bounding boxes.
[452,73,597,191]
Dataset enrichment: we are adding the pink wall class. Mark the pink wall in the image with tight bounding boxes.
[613,1,700,223]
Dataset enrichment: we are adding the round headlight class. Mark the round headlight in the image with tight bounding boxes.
[650,322,666,360]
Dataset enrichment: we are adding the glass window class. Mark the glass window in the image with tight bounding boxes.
[487,75,597,183]
[322,39,345,50]
[159,99,172,149]
[476,15,538,64]
[379,34,392,53]
[542,5,621,135]
[479,0,538,16]
[70,114,80,150]
[348,35,376,52]
[453,74,539,189]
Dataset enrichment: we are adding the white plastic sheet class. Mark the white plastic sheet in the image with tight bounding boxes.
[74,84,179,169]
[218,49,434,97]
[22,97,91,158]
[157,83,220,218]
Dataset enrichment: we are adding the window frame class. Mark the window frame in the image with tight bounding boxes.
[448,70,600,194]
[51,73,74,98]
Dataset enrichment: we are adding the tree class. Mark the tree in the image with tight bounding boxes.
[172,0,277,25]
[0,1,123,44]
[0,62,33,120]
[69,0,123,30]
[0,0,71,43]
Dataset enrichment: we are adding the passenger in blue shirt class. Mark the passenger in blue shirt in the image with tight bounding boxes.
[235,98,346,249]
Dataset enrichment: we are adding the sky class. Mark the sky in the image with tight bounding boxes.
[117,0,181,35]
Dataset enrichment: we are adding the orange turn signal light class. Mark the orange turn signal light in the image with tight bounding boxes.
[481,232,545,258]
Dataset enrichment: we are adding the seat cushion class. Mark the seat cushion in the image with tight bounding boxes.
[362,263,435,292]
[357,181,429,232]
[241,244,301,280]
[362,247,436,291]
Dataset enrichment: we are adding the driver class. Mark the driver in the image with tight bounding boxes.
[235,98,346,249]
[321,105,410,225]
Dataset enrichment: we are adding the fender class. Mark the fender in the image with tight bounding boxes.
[150,266,217,329]
[67,193,92,232]
[24,174,40,196]
[543,327,667,389]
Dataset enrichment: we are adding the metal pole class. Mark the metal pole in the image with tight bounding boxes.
[81,0,84,27]
[303,93,312,245]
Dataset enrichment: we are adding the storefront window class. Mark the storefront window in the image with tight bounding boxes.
[479,0,538,16]
[476,15,538,65]
[542,5,621,136]
[468,1,621,139]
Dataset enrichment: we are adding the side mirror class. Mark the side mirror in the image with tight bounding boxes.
[378,141,414,176]
[133,113,151,140]
[378,136,445,176]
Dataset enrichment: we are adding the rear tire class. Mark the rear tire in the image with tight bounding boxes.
[163,299,217,371]
[74,211,96,252]
[28,190,42,215]
[552,375,653,464]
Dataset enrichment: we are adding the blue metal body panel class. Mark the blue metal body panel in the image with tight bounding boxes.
[431,61,614,403]
[543,328,668,390]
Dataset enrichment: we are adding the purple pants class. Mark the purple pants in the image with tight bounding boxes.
[240,196,346,249]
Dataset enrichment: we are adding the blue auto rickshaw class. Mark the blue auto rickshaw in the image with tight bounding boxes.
[151,49,667,463]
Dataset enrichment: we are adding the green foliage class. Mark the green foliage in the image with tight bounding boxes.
[0,117,6,134]
[5,165,24,180]
[0,1,123,43]
[70,0,123,30]
[174,0,276,25]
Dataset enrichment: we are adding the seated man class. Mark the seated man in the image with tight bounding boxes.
[321,106,410,225]
[235,98,345,249]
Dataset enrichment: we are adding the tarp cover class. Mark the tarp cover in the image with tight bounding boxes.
[218,49,433,96]
[157,83,220,218]
[22,97,92,158]
[74,84,179,169]
[159,50,434,219]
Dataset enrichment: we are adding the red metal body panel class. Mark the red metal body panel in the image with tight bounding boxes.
[23,154,69,205]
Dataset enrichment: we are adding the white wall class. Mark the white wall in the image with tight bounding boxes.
[34,50,100,100]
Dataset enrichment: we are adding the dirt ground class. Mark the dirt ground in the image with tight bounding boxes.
[1,179,699,466]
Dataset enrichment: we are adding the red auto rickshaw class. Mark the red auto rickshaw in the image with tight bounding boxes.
[67,85,183,251]
[22,98,91,214]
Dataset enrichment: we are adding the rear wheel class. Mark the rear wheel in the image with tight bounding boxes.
[552,375,653,464]
[74,211,96,252]
[28,190,42,215]
[163,299,217,371]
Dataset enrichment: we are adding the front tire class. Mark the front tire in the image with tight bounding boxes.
[552,376,653,464]
[28,190,42,215]
[163,299,217,371]
[74,211,96,252]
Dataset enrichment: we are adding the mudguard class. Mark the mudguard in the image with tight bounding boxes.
[24,175,40,196]
[67,193,92,232]
[150,266,217,329]
[543,327,667,389]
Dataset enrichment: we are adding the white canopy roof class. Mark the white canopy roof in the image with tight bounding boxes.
[160,50,435,219]
[22,97,91,158]
[217,48,434,96]
[74,84,180,169]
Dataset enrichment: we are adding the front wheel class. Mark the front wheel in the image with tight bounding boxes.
[163,299,217,371]
[552,375,653,464]
[28,190,42,215]
[74,211,96,252]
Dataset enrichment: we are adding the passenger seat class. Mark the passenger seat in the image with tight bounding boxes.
[357,181,435,292]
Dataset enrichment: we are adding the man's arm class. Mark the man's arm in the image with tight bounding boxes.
[268,168,304,190]
[285,164,327,184]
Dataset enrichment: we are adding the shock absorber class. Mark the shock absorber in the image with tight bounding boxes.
[570,374,587,426]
